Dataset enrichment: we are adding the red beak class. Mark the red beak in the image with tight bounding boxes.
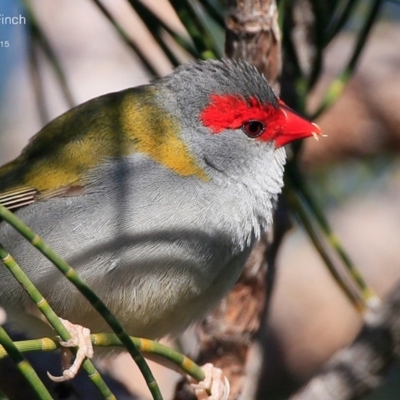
[275,100,322,148]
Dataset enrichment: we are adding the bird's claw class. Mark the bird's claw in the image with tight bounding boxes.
[47,318,93,382]
[190,363,230,400]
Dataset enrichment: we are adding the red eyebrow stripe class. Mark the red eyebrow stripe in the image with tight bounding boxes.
[200,94,276,133]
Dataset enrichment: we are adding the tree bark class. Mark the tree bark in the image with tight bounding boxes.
[290,281,400,400]
[174,1,283,399]
[225,0,281,91]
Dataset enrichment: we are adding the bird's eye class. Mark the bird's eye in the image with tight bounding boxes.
[242,120,265,138]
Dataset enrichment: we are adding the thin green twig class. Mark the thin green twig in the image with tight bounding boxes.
[307,0,328,91]
[198,0,225,27]
[286,164,380,310]
[126,0,199,62]
[26,37,49,126]
[0,205,163,400]
[22,0,75,110]
[284,186,366,312]
[325,0,358,45]
[126,1,181,67]
[281,3,303,83]
[278,0,285,32]
[91,0,159,77]
[0,326,52,400]
[0,242,116,400]
[312,0,383,119]
[170,0,221,59]
[0,335,205,382]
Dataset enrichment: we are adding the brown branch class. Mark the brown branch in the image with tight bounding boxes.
[225,0,281,91]
[290,281,400,400]
[174,2,282,399]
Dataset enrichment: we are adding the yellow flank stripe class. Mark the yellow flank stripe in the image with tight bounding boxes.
[0,87,208,196]
[120,92,208,181]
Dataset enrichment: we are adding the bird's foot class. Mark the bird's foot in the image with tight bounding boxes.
[190,363,230,400]
[47,319,93,382]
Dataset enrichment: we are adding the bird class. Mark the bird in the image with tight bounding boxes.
[0,59,320,397]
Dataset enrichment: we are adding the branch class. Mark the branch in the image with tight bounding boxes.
[173,2,282,399]
[225,0,281,90]
[290,281,400,400]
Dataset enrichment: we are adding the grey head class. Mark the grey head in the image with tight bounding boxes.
[159,58,279,113]
[152,59,288,242]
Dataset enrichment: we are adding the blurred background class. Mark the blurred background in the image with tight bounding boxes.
[0,0,400,399]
